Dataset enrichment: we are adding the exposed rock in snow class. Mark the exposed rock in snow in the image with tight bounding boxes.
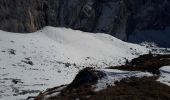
[35,68,153,100]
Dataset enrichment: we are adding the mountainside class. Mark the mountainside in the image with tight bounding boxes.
[35,54,170,100]
[0,0,170,46]
[0,26,148,100]
[1,1,170,100]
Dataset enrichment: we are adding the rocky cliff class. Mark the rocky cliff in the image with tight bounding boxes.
[0,0,170,44]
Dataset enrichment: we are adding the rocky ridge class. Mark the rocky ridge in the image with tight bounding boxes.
[0,0,170,42]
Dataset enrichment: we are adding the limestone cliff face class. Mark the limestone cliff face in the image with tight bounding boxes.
[0,0,170,42]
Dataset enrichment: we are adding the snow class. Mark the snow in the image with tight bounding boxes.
[94,69,153,91]
[158,66,170,86]
[0,26,148,100]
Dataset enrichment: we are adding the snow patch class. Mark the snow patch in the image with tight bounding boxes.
[158,66,170,86]
[95,69,153,91]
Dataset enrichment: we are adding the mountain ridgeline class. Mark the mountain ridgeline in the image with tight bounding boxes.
[0,0,170,47]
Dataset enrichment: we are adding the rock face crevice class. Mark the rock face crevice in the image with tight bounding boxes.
[0,0,170,42]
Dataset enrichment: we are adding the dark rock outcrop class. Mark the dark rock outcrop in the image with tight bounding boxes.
[68,67,106,89]
[0,0,170,45]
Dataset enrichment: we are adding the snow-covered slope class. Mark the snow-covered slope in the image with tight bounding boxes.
[0,26,148,100]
